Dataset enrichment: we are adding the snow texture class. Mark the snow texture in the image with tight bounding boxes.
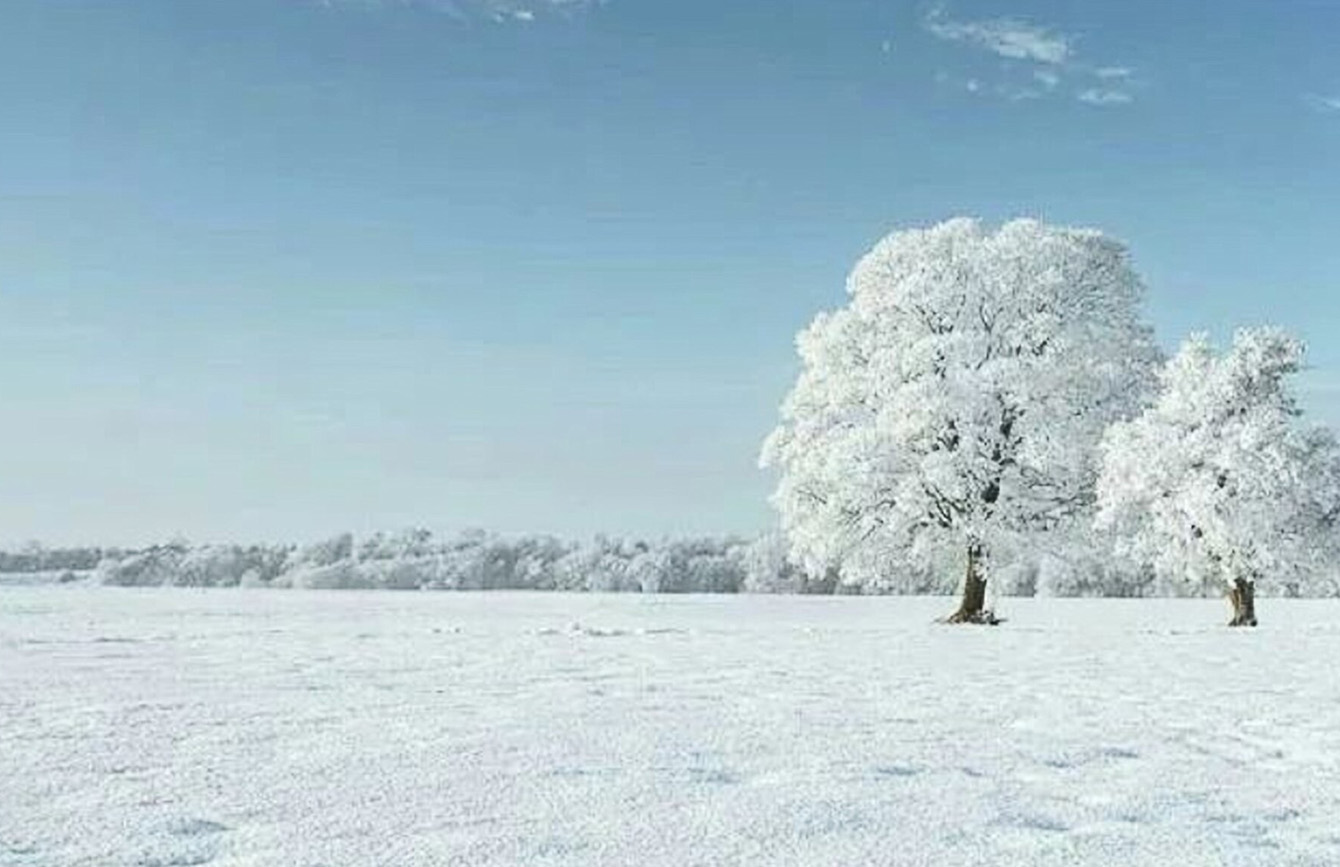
[4,588,1340,866]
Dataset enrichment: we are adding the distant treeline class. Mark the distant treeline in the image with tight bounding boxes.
[2,531,1333,597]
[0,531,830,594]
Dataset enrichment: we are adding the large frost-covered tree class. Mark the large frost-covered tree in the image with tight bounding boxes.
[762,218,1160,622]
[1096,328,1340,625]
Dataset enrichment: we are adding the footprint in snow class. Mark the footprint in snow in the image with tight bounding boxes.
[872,765,921,778]
[135,818,230,867]
[689,767,741,785]
[166,818,229,838]
[1099,746,1140,760]
[998,813,1070,833]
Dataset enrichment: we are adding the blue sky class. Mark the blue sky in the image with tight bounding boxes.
[1,0,1338,546]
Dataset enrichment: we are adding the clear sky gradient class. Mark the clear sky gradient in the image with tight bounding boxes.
[2,0,1338,546]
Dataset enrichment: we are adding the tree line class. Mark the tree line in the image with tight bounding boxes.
[0,532,811,594]
[2,524,1334,601]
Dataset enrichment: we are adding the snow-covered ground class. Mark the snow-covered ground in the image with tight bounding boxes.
[3,589,1339,866]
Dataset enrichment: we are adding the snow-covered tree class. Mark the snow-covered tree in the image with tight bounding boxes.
[762,218,1160,622]
[96,543,187,587]
[741,532,801,593]
[1096,328,1340,625]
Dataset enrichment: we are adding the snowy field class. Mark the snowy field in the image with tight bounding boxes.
[3,589,1340,866]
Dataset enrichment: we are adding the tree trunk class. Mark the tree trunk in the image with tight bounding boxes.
[945,541,1000,625]
[1228,577,1258,627]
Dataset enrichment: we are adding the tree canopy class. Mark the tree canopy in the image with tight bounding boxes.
[762,218,1161,604]
[1096,328,1340,606]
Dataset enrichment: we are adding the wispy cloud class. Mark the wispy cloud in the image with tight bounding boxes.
[1304,94,1340,114]
[1078,88,1133,106]
[923,5,1138,107]
[924,7,1071,65]
[317,0,601,23]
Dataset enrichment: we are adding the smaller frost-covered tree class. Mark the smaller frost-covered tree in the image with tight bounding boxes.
[1096,328,1340,625]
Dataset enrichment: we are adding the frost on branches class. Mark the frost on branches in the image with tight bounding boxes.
[1096,328,1340,625]
[761,218,1160,623]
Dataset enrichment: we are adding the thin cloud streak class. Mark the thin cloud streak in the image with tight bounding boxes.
[1304,94,1340,114]
[1078,88,1133,106]
[316,0,602,23]
[924,7,1071,65]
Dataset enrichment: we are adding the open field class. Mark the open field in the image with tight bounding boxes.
[3,589,1340,866]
